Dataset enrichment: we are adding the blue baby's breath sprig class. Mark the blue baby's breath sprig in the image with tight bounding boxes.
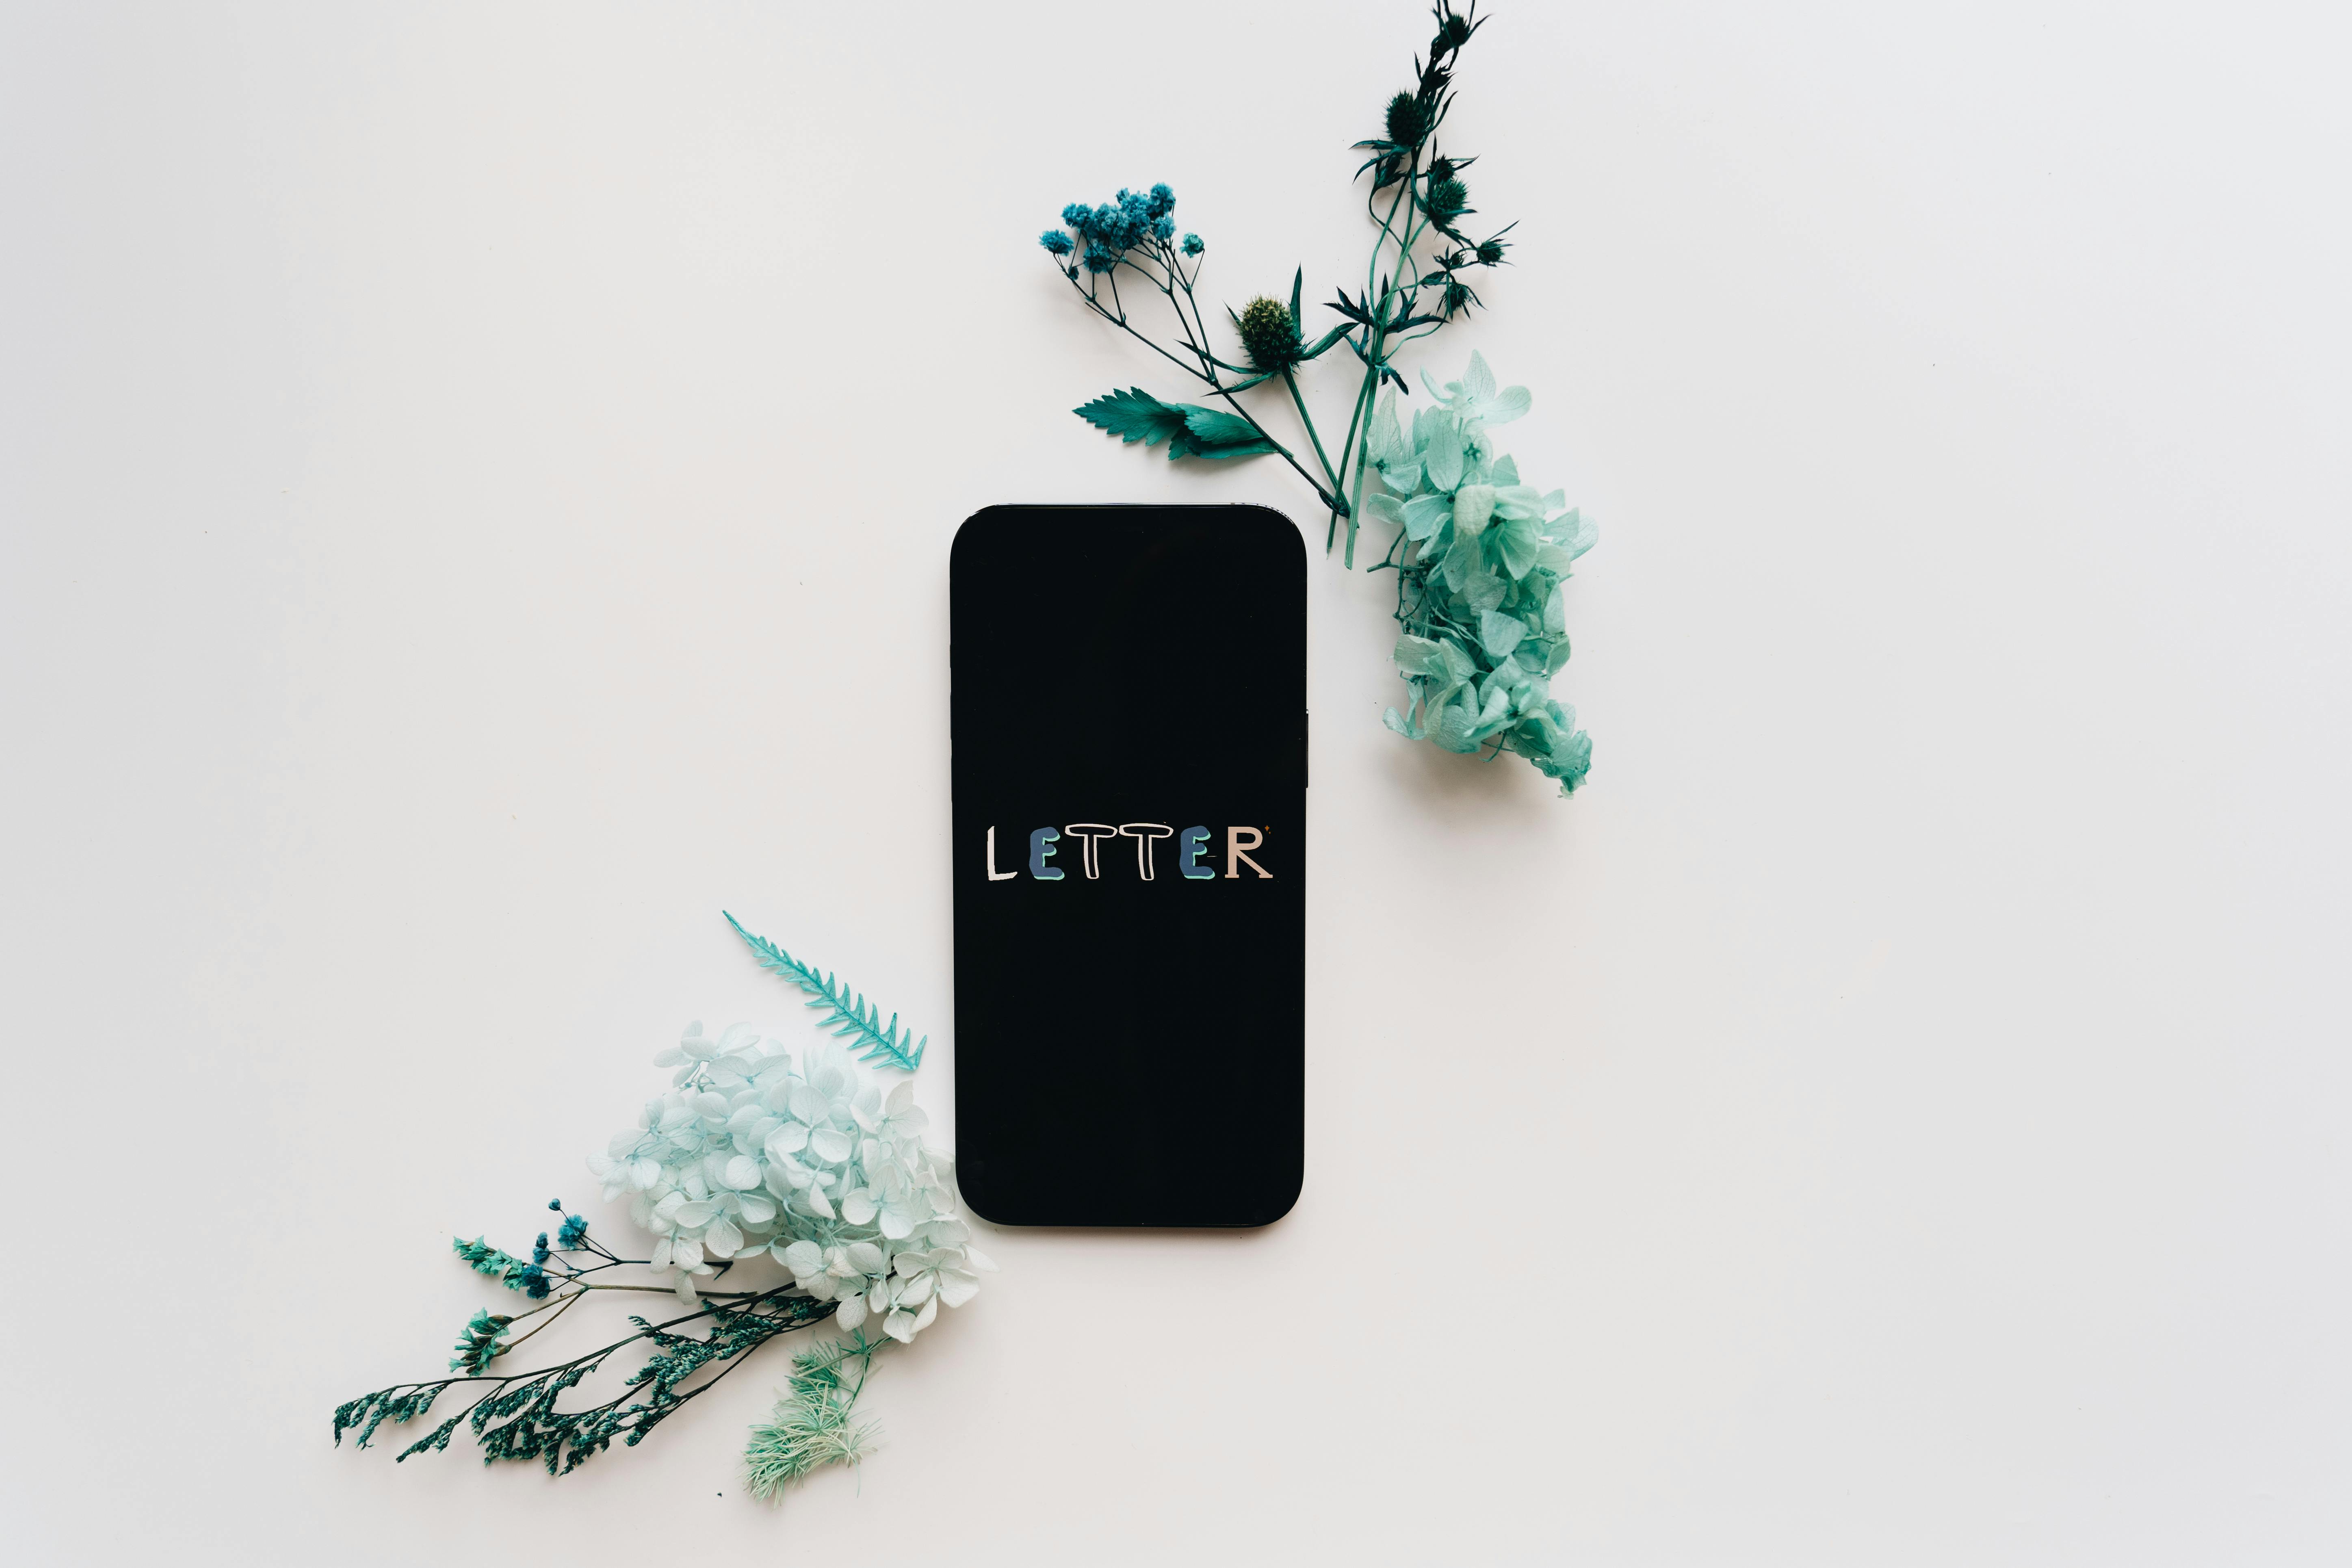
[1036,180,1356,515]
[1035,0,1594,799]
[721,911,926,1071]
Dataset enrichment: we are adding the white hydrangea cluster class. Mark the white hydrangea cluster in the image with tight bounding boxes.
[586,1022,991,1341]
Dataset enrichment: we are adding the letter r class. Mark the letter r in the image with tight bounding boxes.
[1226,826,1271,879]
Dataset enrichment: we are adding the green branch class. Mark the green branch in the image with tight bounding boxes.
[722,912,926,1071]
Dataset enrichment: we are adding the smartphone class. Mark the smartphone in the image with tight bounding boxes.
[949,505,1305,1227]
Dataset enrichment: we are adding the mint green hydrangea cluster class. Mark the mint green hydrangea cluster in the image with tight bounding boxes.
[585,1022,991,1340]
[1362,352,1596,794]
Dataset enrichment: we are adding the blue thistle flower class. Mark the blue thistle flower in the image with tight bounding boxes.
[1386,91,1431,147]
[1238,295,1304,373]
[1181,233,1204,256]
[1040,230,1074,256]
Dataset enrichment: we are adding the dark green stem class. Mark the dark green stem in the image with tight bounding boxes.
[1282,367,1345,502]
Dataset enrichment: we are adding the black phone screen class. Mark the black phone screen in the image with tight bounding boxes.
[949,505,1306,1227]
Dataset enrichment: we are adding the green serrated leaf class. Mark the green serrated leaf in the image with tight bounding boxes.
[1073,387,1191,449]
[1178,407,1281,458]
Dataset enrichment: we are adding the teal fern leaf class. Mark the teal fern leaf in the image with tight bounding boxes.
[722,912,926,1071]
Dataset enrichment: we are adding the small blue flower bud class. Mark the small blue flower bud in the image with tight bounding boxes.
[1040,230,1074,256]
[1181,233,1204,256]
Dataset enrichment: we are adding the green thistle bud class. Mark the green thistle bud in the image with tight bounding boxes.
[1385,91,1430,147]
[1429,157,1456,185]
[1427,178,1469,221]
[1436,13,1474,52]
[1475,237,1507,265]
[1237,295,1303,373]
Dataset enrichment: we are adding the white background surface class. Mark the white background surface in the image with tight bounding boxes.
[4,2,2348,1562]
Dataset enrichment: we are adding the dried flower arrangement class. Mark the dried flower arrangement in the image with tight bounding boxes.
[1039,2,1598,797]
[334,916,986,1499]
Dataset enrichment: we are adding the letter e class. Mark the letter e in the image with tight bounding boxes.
[1029,826,1064,881]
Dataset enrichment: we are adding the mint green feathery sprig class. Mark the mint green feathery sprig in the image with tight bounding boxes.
[722,912,926,1071]
[743,1332,884,1499]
